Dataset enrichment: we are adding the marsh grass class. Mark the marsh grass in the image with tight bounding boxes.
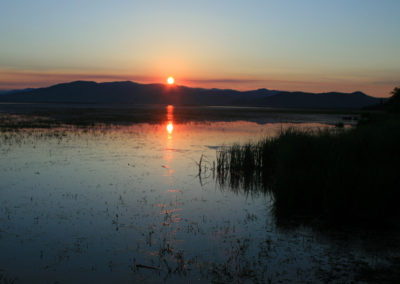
[217,141,272,194]
[0,113,61,131]
[0,103,361,129]
[216,115,400,224]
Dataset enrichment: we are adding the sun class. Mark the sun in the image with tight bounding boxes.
[167,76,175,85]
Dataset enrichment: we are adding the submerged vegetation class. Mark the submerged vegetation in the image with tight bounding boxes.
[216,88,400,225]
[0,103,361,129]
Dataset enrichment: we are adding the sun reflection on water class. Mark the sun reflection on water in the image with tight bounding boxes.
[166,105,174,138]
[166,122,173,134]
[161,105,182,257]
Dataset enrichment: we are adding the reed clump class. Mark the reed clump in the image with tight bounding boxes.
[216,116,400,224]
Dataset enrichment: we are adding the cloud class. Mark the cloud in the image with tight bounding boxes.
[184,78,265,84]
[0,69,159,89]
[0,70,153,81]
[372,80,400,86]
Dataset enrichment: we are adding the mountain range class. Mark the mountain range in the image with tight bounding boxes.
[0,81,383,109]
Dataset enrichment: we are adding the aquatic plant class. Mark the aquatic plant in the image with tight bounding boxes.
[216,116,400,224]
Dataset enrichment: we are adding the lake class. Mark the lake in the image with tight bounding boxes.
[0,106,395,283]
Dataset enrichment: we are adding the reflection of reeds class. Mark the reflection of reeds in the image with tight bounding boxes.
[196,154,215,186]
[216,117,400,224]
[216,140,277,196]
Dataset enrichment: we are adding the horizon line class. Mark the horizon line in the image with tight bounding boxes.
[0,79,375,97]
[0,69,397,98]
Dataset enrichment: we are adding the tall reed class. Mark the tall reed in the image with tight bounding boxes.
[216,117,400,224]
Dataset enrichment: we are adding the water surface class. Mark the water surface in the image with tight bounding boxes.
[0,107,395,283]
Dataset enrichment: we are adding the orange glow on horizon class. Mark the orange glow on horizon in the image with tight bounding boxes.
[167,76,175,85]
[0,68,393,97]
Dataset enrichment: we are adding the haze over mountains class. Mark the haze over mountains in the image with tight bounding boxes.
[0,81,383,109]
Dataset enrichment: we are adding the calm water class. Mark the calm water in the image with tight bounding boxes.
[0,107,395,283]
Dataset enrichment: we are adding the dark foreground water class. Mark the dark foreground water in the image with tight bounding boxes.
[0,107,398,283]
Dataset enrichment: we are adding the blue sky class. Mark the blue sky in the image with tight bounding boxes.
[1,0,399,96]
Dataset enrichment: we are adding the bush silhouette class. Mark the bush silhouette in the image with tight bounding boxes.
[386,87,400,113]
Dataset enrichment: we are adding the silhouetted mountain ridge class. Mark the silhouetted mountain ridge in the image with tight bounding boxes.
[0,81,382,109]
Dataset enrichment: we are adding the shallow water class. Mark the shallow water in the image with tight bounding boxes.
[0,107,396,283]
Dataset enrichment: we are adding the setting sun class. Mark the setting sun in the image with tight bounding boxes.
[167,76,175,85]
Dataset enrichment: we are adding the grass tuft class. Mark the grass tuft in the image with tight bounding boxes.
[216,115,400,225]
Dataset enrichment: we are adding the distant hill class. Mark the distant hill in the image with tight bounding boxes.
[0,81,383,109]
[0,88,35,95]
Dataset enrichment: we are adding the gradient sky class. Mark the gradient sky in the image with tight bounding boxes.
[1,0,399,97]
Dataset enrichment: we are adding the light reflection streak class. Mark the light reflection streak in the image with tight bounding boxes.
[160,105,182,254]
[166,122,173,134]
[166,105,174,137]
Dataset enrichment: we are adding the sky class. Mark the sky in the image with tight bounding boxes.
[0,0,399,97]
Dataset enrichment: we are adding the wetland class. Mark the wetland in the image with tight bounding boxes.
[0,104,398,283]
